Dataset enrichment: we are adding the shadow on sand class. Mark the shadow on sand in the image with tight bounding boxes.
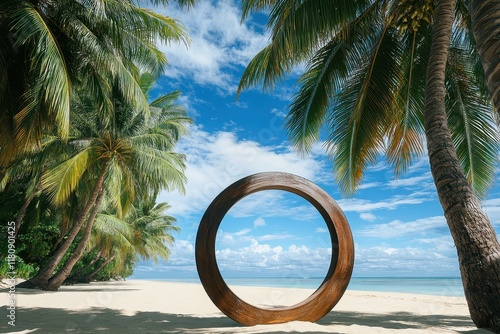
[1,306,491,334]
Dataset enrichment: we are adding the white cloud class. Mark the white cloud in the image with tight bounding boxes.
[234,228,251,236]
[387,173,433,188]
[257,233,295,241]
[359,213,377,222]
[151,232,332,277]
[161,235,460,278]
[216,239,331,275]
[158,0,270,92]
[270,108,287,118]
[161,239,196,269]
[357,182,382,190]
[416,236,456,253]
[358,216,447,238]
[482,197,500,226]
[315,227,328,233]
[253,217,266,228]
[337,193,433,213]
[158,125,326,216]
[354,243,459,275]
[229,191,324,220]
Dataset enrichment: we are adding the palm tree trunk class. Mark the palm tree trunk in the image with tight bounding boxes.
[14,181,42,237]
[81,255,116,283]
[45,189,105,291]
[466,0,500,112]
[48,211,72,256]
[66,249,102,282]
[19,164,108,290]
[424,0,500,332]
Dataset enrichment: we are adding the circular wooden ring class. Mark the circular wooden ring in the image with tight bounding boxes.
[195,172,354,326]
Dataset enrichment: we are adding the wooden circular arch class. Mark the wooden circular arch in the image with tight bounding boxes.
[195,172,354,326]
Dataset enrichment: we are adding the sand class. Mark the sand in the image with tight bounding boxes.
[0,279,492,334]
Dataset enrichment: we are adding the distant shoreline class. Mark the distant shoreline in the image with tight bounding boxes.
[128,276,466,297]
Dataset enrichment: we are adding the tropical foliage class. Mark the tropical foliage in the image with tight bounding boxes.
[238,0,500,331]
[0,0,194,166]
[67,197,180,284]
[1,78,190,289]
[1,1,195,290]
[238,0,498,196]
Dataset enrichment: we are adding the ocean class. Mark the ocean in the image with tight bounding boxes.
[130,276,465,297]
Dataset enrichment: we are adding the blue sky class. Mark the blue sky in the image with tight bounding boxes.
[132,0,500,279]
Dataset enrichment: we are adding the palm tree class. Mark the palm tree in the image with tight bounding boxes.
[424,1,500,330]
[68,197,179,283]
[20,76,191,291]
[74,210,135,283]
[128,198,180,264]
[0,0,194,167]
[238,0,500,330]
[0,131,77,238]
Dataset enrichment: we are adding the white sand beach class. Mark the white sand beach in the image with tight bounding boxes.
[1,279,492,334]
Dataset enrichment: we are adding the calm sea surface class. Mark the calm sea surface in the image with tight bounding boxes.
[130,276,465,297]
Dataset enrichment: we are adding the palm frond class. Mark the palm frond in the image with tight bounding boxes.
[131,149,187,194]
[237,43,290,95]
[105,2,190,46]
[42,148,93,205]
[104,158,125,218]
[150,90,182,109]
[93,213,134,244]
[140,73,157,99]
[140,0,197,9]
[446,41,499,198]
[286,40,345,154]
[129,199,179,263]
[267,0,364,56]
[326,25,401,195]
[238,0,379,96]
[10,1,71,141]
[61,11,151,117]
[386,27,430,175]
[241,0,276,20]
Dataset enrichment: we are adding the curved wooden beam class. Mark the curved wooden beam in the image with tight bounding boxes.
[195,172,354,326]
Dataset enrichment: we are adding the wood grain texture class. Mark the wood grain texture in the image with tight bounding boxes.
[195,172,354,326]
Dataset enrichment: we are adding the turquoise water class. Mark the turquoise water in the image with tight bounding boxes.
[130,276,465,297]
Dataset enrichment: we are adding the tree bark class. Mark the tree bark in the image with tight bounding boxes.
[466,0,500,112]
[45,189,105,291]
[81,255,116,283]
[424,0,500,332]
[66,249,102,282]
[19,164,108,289]
[48,210,73,257]
[14,181,42,237]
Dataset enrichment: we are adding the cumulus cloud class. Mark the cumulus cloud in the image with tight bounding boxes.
[147,234,460,278]
[157,0,269,92]
[253,217,266,228]
[387,173,434,189]
[216,239,332,276]
[358,216,447,238]
[359,213,377,222]
[158,125,326,216]
[155,239,196,273]
[354,243,459,275]
[145,230,332,277]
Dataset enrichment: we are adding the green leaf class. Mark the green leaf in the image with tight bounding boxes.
[42,148,92,205]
